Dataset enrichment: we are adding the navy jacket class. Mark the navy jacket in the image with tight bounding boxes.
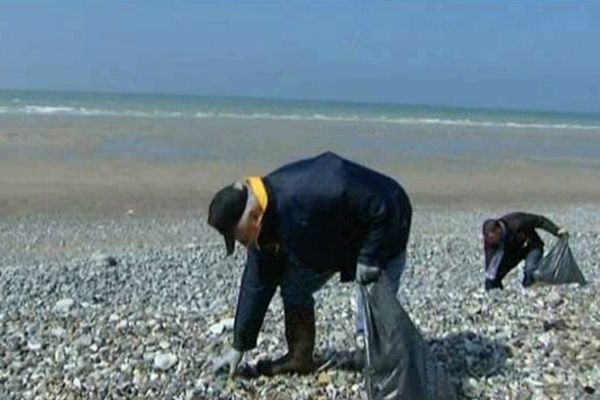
[233,152,412,351]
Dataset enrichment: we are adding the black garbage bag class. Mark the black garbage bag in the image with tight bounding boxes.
[532,236,586,286]
[360,274,457,400]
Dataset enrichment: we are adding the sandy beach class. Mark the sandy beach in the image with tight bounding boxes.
[1,113,599,399]
[2,115,600,216]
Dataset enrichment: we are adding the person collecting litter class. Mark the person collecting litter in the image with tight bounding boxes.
[482,212,568,291]
[207,151,412,376]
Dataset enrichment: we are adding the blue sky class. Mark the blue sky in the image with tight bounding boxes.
[0,1,598,112]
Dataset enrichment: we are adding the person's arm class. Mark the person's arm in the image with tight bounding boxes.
[358,201,389,270]
[533,215,561,236]
[510,212,568,237]
[511,212,562,236]
[213,248,279,376]
[232,248,280,351]
[484,241,504,281]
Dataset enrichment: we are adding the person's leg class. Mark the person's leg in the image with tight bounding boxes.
[279,265,334,309]
[257,265,333,376]
[355,251,407,338]
[522,247,543,288]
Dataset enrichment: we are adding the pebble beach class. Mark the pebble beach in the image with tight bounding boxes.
[1,205,598,399]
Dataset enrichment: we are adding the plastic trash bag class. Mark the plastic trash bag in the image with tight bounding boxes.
[532,236,586,286]
[360,274,457,400]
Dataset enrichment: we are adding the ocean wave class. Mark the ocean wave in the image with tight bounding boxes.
[24,105,77,114]
[1,104,599,131]
[192,112,600,130]
[0,105,183,118]
[376,117,600,131]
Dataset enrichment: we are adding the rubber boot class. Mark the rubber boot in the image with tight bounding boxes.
[485,279,504,291]
[522,272,535,288]
[257,305,315,376]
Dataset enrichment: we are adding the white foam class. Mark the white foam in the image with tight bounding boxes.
[0,105,183,119]
[23,105,76,114]
[191,112,600,131]
[1,104,599,131]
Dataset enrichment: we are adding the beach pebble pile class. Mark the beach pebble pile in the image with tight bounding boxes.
[0,206,598,399]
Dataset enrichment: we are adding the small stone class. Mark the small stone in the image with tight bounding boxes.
[159,341,170,350]
[318,372,332,386]
[50,327,67,339]
[542,319,568,332]
[53,298,75,313]
[195,378,207,389]
[543,373,561,385]
[185,243,200,251]
[27,341,42,352]
[74,335,92,349]
[54,346,66,364]
[546,291,562,307]
[539,332,552,348]
[153,353,177,371]
[209,318,235,335]
[584,386,595,394]
[90,253,118,267]
[133,369,146,386]
[467,377,479,388]
[525,377,544,388]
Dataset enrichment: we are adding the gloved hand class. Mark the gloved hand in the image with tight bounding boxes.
[356,263,381,284]
[557,227,569,238]
[212,346,243,376]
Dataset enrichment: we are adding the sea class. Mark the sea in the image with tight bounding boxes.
[2,89,600,167]
[2,89,600,131]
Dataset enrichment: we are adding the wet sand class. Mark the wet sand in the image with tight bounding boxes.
[1,115,599,216]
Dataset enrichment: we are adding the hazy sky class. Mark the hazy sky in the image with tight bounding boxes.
[1,1,599,112]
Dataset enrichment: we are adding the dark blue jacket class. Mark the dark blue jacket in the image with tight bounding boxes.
[233,152,412,351]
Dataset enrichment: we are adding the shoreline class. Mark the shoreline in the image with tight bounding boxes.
[2,113,599,218]
[1,157,599,218]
